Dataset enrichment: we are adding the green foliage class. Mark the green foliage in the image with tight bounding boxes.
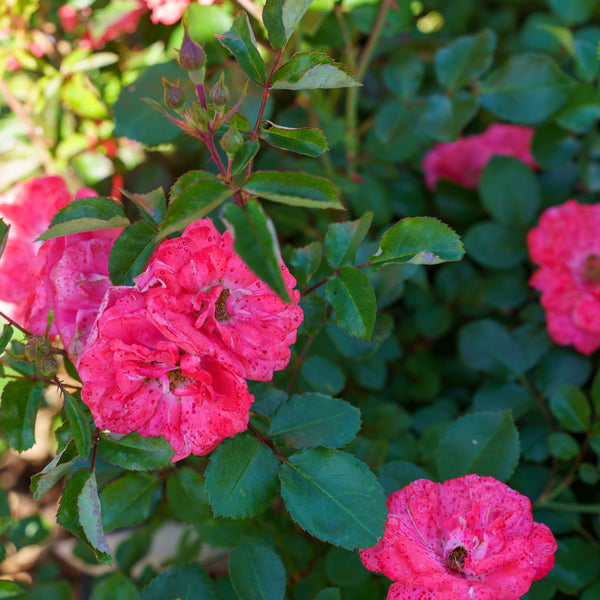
[139,564,219,600]
[97,432,174,470]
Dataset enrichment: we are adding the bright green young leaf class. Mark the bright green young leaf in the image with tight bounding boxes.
[78,472,111,563]
[98,431,174,471]
[269,393,361,448]
[0,323,13,355]
[108,221,160,286]
[61,73,108,119]
[232,140,260,175]
[480,53,573,124]
[244,171,342,210]
[434,28,497,88]
[91,572,138,600]
[263,0,313,49]
[139,564,219,600]
[229,538,286,600]
[166,467,211,524]
[279,447,387,549]
[290,242,322,288]
[0,219,8,260]
[205,434,279,518]
[436,411,520,481]
[216,12,266,85]
[100,472,161,532]
[30,442,78,501]
[370,217,464,268]
[224,199,291,302]
[326,212,372,268]
[463,221,527,268]
[37,197,129,241]
[260,122,328,157]
[160,171,233,239]
[63,391,91,459]
[479,156,541,226]
[272,52,360,90]
[0,380,44,452]
[458,319,526,379]
[326,267,376,340]
[549,384,591,433]
[121,187,166,226]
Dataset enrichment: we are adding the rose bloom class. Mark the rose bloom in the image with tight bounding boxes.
[135,218,303,382]
[145,0,214,25]
[0,177,94,323]
[528,200,600,354]
[79,288,253,461]
[24,229,121,366]
[421,124,536,190]
[360,475,557,600]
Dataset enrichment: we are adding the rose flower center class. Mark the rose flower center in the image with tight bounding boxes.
[215,287,231,322]
[168,367,192,393]
[447,545,467,574]
[583,254,600,284]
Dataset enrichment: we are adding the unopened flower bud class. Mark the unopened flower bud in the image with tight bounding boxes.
[210,72,229,108]
[220,123,244,158]
[24,335,52,362]
[179,25,206,72]
[40,356,58,377]
[162,77,185,110]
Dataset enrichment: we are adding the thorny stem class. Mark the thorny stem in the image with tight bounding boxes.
[0,309,31,336]
[248,422,287,462]
[0,79,55,174]
[204,133,228,176]
[345,0,392,177]
[195,83,208,110]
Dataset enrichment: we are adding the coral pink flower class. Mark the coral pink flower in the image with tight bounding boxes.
[135,218,303,382]
[0,177,73,322]
[528,200,600,354]
[360,475,557,600]
[422,124,536,190]
[145,0,214,25]
[24,229,121,366]
[79,288,253,461]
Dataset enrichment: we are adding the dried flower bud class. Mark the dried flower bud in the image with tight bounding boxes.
[24,335,52,362]
[162,77,185,110]
[210,72,229,108]
[220,123,244,158]
[179,25,206,72]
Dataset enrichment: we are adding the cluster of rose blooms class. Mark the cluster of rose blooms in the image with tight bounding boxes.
[0,176,302,461]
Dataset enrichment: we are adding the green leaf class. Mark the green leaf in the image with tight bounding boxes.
[0,323,13,355]
[383,52,424,100]
[326,212,372,269]
[244,171,342,210]
[0,581,27,597]
[140,564,219,600]
[301,355,345,396]
[216,12,266,85]
[436,411,520,481]
[229,538,286,600]
[262,0,313,50]
[205,434,279,518]
[31,442,79,500]
[91,572,138,600]
[0,380,44,452]
[272,52,360,90]
[463,221,527,268]
[479,156,541,226]
[0,219,9,260]
[480,52,573,124]
[531,123,580,169]
[232,140,260,175]
[223,199,291,302]
[419,92,480,142]
[548,0,596,24]
[458,319,526,379]
[279,447,387,549]
[290,242,322,288]
[108,221,160,286]
[435,29,497,88]
[98,431,174,471]
[37,197,129,241]
[574,39,599,82]
[160,171,233,239]
[325,548,369,588]
[548,432,579,460]
[370,217,464,268]
[121,187,166,226]
[550,384,591,433]
[78,472,111,563]
[166,467,211,524]
[63,391,91,460]
[554,83,600,133]
[260,122,328,157]
[315,589,342,600]
[61,73,108,119]
[378,461,430,496]
[269,393,361,448]
[326,267,376,340]
[100,472,161,532]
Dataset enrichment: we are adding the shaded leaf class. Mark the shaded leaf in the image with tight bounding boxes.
[98,431,174,471]
[549,384,591,433]
[78,472,111,562]
[0,380,44,452]
[290,242,322,288]
[326,212,372,268]
[166,467,211,524]
[31,442,78,500]
[139,564,219,600]
[232,140,260,175]
[63,391,91,459]
[121,187,166,226]
[263,0,313,49]
[260,122,328,157]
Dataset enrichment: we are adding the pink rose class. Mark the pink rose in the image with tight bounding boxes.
[144,0,214,26]
[0,177,73,322]
[135,218,303,382]
[79,288,253,461]
[24,229,121,366]
[528,200,600,354]
[360,475,557,600]
[422,124,536,190]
